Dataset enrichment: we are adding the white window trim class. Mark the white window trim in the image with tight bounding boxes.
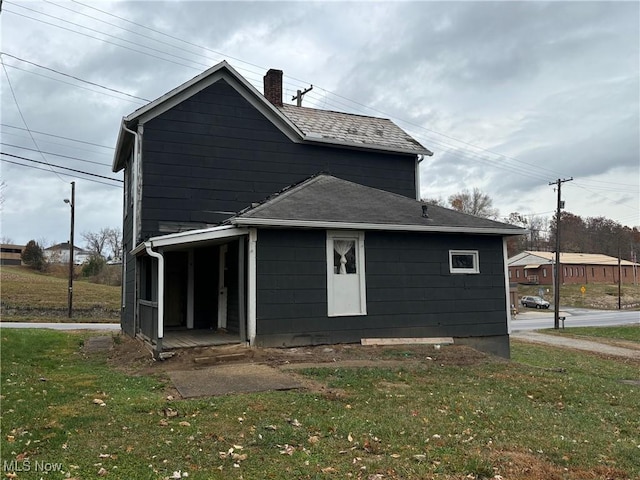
[449,250,480,274]
[326,231,367,317]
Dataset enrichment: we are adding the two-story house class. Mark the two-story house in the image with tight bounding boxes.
[112,61,525,358]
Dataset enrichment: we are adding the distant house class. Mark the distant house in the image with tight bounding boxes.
[508,251,639,285]
[112,61,526,358]
[44,242,92,265]
[0,244,25,266]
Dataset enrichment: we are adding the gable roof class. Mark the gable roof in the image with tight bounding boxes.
[231,174,526,235]
[113,61,430,172]
[509,251,639,267]
[277,104,429,156]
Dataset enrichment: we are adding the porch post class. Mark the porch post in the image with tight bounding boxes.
[247,228,257,345]
[187,249,194,329]
[145,243,164,356]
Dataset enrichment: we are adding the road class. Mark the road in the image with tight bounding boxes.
[511,308,639,331]
[1,308,636,332]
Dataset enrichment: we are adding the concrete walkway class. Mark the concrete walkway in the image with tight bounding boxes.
[511,331,640,359]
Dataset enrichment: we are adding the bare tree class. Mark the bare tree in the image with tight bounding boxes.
[82,229,109,257]
[448,188,499,219]
[104,227,122,261]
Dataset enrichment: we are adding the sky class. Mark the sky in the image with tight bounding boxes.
[1,0,639,249]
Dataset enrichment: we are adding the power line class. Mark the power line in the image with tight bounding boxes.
[2,63,146,105]
[1,124,114,150]
[3,8,208,73]
[1,53,150,102]
[1,157,121,188]
[1,152,123,183]
[1,57,66,184]
[1,143,112,167]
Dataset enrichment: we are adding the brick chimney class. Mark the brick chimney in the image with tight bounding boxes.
[263,69,283,106]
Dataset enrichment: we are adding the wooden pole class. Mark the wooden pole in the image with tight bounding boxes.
[67,181,75,318]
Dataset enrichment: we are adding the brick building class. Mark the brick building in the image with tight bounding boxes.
[508,251,639,285]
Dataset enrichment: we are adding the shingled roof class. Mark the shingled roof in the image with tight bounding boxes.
[278,104,430,156]
[231,174,525,235]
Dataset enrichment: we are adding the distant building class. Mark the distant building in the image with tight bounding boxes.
[0,244,25,266]
[44,242,92,265]
[508,251,639,285]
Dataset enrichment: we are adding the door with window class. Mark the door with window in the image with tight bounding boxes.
[327,231,366,316]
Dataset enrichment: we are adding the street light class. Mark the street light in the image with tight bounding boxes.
[64,182,75,318]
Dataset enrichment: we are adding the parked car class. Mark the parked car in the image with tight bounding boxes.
[520,295,550,309]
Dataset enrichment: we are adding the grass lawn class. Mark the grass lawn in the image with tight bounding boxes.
[0,266,120,321]
[542,325,640,343]
[1,329,638,479]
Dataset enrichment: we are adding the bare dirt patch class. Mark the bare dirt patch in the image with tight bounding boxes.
[107,334,495,377]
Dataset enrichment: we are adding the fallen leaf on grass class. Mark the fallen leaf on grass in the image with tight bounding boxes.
[279,444,295,455]
[97,467,108,476]
[232,453,247,461]
[93,399,106,407]
[413,454,427,462]
[178,421,191,427]
[6,436,15,442]
[308,435,320,444]
[321,467,337,473]
[288,418,302,427]
[264,425,278,431]
[347,433,353,442]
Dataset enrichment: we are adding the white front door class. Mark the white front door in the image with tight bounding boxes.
[327,232,366,317]
[217,244,228,330]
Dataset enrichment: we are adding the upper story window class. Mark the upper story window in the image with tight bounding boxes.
[449,250,479,274]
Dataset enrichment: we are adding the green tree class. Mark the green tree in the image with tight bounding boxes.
[82,254,106,277]
[21,240,46,271]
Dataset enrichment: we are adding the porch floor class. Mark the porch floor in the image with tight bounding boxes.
[162,329,242,350]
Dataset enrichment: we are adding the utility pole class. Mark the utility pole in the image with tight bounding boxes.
[549,177,573,329]
[292,85,313,106]
[618,245,622,310]
[64,182,75,318]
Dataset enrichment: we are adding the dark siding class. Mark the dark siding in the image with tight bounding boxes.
[121,157,135,336]
[139,79,416,240]
[225,240,240,334]
[255,229,508,347]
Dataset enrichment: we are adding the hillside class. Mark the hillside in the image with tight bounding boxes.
[1,266,120,322]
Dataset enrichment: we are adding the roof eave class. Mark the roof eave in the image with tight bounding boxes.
[302,135,432,156]
[231,217,527,236]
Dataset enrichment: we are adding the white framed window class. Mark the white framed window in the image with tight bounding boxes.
[326,231,366,317]
[449,250,479,274]
[543,268,547,278]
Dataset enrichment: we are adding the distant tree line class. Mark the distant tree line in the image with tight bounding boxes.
[424,189,639,260]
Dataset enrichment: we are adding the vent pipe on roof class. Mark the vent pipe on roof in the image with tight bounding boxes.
[422,205,429,218]
[263,69,283,106]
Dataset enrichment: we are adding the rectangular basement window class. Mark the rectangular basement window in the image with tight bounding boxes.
[449,250,479,274]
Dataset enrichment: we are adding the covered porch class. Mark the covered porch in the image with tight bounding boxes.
[132,226,250,356]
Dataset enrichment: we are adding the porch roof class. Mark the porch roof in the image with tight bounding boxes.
[131,225,248,254]
[230,174,527,236]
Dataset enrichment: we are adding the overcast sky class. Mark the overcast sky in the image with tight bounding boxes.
[1,1,638,249]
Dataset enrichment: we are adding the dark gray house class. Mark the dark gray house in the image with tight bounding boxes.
[112,61,525,358]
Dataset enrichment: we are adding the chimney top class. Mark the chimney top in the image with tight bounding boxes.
[263,69,283,107]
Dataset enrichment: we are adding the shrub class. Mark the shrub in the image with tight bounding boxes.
[21,240,47,271]
[82,254,106,277]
